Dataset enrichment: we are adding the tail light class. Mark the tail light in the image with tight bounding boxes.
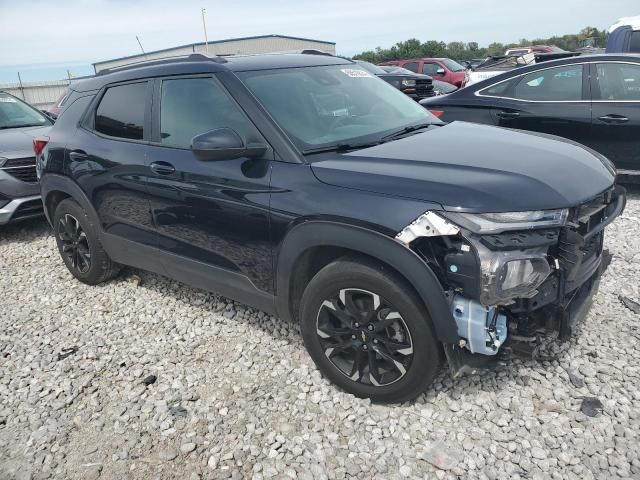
[33,137,49,156]
[430,110,444,118]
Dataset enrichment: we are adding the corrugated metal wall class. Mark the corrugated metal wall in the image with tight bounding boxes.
[0,80,70,110]
[94,36,336,72]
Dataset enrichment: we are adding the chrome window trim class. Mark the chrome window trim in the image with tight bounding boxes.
[475,60,640,103]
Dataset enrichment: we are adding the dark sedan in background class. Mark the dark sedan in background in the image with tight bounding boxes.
[421,54,640,179]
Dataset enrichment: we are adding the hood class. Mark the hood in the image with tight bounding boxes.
[310,122,615,213]
[0,125,50,158]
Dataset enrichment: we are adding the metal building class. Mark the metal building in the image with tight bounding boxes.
[93,34,336,73]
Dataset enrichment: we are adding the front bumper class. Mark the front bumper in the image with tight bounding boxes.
[0,195,43,225]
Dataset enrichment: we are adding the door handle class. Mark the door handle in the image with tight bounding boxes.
[68,150,88,161]
[496,111,520,119]
[149,161,176,175]
[598,115,629,124]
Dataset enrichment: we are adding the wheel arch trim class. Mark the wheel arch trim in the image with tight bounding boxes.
[40,174,99,228]
[275,220,459,344]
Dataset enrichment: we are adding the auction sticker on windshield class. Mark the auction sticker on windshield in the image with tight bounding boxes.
[0,97,17,102]
[341,69,372,78]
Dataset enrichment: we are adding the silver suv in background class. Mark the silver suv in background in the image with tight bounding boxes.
[0,92,51,225]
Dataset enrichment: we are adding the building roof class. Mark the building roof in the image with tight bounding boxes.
[92,34,337,67]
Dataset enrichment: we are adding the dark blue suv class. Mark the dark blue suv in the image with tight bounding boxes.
[37,53,625,402]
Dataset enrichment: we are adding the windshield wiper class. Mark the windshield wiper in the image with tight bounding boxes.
[380,122,433,141]
[0,123,45,130]
[302,141,380,155]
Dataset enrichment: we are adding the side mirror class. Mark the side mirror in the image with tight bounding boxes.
[436,68,446,75]
[191,128,267,161]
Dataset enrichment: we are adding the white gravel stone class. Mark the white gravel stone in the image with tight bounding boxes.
[0,187,639,480]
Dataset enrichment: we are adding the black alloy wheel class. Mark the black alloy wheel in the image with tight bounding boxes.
[57,213,91,273]
[316,288,414,386]
[53,198,120,285]
[300,257,442,403]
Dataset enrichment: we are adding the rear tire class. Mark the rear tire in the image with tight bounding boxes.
[53,198,120,285]
[299,257,442,403]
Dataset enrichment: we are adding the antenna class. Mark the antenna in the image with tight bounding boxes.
[136,35,146,56]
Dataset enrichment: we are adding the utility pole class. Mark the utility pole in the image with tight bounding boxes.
[201,8,209,55]
[17,72,25,100]
[136,35,146,56]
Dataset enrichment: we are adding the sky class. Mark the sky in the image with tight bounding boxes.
[0,0,638,83]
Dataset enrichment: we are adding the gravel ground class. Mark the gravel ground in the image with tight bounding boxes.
[1,187,639,480]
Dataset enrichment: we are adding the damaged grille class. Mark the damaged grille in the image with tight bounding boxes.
[557,187,620,286]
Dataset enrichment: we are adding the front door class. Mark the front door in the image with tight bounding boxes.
[589,61,640,172]
[145,75,274,293]
[491,63,592,146]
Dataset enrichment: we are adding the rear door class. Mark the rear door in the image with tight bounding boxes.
[589,61,640,172]
[486,63,592,146]
[71,81,156,246]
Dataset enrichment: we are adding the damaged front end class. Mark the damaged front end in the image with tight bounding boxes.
[396,186,626,376]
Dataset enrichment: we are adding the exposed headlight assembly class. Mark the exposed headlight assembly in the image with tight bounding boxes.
[401,79,416,87]
[442,209,568,234]
[474,242,551,306]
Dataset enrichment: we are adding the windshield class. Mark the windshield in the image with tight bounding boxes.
[0,93,49,129]
[442,59,466,72]
[385,66,415,75]
[354,60,388,75]
[239,64,433,150]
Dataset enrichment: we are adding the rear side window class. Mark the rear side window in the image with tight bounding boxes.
[511,65,583,101]
[159,77,258,148]
[95,82,147,140]
[595,63,640,101]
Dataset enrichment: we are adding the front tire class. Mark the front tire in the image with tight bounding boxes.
[299,257,442,403]
[53,198,120,285]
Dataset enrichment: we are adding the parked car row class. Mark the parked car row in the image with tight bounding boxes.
[422,53,640,178]
[31,51,625,401]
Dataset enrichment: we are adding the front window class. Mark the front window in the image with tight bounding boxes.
[422,63,440,76]
[0,93,49,129]
[441,59,466,72]
[239,64,433,151]
[596,63,640,101]
[160,77,260,148]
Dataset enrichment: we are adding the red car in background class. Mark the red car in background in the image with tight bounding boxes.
[378,58,467,87]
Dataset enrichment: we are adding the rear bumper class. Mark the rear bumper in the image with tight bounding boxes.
[0,195,43,225]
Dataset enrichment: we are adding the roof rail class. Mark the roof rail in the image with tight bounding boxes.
[300,49,334,56]
[97,53,227,75]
